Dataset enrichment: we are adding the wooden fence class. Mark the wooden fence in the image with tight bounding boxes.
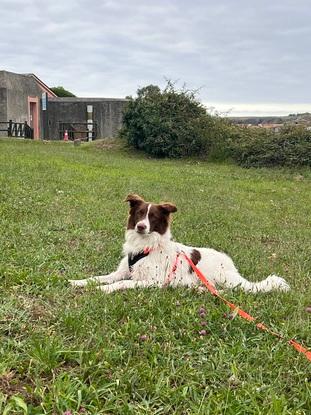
[58,122,97,141]
[0,120,33,138]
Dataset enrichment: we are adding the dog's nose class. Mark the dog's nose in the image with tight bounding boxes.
[137,223,147,232]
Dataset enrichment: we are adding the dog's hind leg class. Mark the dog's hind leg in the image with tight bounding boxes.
[69,257,129,287]
[217,270,290,293]
[202,250,290,293]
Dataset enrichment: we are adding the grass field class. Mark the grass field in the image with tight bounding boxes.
[0,138,310,414]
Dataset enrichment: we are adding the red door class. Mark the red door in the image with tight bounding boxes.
[28,97,39,139]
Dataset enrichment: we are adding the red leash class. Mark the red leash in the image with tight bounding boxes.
[164,252,181,286]
[177,251,311,362]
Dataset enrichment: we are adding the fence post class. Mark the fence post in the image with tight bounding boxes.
[8,120,12,137]
[87,105,93,141]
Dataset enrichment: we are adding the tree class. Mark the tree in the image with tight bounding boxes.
[50,86,76,97]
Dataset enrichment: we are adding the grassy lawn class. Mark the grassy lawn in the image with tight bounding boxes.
[0,138,310,414]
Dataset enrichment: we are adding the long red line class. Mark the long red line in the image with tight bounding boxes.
[181,252,311,363]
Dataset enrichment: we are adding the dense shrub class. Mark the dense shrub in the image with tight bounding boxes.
[50,86,76,97]
[229,125,311,167]
[121,82,311,167]
[121,82,229,158]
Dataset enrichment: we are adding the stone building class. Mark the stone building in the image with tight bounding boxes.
[0,70,127,140]
[0,70,57,139]
[47,97,127,140]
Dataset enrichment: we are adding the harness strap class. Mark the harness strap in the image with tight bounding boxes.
[128,248,151,272]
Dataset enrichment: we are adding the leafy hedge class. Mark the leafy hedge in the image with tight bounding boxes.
[229,125,311,167]
[121,83,311,167]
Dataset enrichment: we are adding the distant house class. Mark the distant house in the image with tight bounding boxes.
[259,123,283,132]
[0,70,127,140]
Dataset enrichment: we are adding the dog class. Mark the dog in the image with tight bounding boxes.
[69,194,290,294]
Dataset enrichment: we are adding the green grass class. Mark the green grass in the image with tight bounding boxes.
[0,138,310,414]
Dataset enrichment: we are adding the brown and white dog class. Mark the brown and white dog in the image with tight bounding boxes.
[69,194,290,293]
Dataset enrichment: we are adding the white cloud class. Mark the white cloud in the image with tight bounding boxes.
[0,0,310,115]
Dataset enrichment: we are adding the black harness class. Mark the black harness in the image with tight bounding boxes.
[128,250,150,272]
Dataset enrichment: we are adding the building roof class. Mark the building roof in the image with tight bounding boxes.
[24,73,57,97]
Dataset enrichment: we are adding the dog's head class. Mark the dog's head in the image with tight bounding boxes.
[125,194,177,235]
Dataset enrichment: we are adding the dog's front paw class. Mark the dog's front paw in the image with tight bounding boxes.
[69,279,87,287]
[98,285,112,293]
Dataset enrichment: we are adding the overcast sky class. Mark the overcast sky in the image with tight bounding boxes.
[1,0,310,115]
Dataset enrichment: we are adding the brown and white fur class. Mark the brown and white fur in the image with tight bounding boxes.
[69,194,290,294]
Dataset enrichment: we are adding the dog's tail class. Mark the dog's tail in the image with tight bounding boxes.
[230,273,290,293]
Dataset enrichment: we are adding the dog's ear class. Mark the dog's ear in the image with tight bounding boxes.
[125,193,145,208]
[160,203,177,214]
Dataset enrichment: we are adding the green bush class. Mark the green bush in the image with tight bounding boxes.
[229,125,311,167]
[121,82,311,167]
[121,82,229,158]
[50,86,76,97]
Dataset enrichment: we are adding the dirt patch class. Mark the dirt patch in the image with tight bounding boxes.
[260,235,279,245]
[17,294,53,323]
[94,138,125,150]
[0,371,37,403]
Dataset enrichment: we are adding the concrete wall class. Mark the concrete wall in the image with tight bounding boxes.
[0,70,43,123]
[0,83,8,136]
[0,72,8,127]
[0,70,46,139]
[0,87,7,122]
[47,97,128,139]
